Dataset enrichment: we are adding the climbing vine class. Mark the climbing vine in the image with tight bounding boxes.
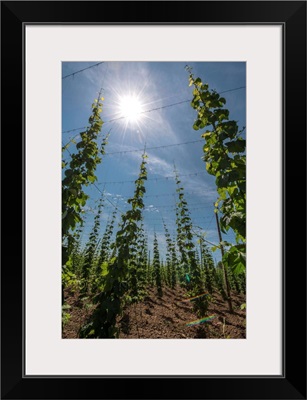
[79,152,148,338]
[163,220,177,288]
[62,95,105,264]
[62,94,108,308]
[81,194,104,295]
[153,232,163,297]
[174,167,207,317]
[187,67,246,275]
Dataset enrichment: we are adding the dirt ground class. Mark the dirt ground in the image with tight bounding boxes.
[63,285,246,339]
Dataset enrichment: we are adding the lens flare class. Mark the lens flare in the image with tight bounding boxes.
[182,292,209,302]
[119,95,143,122]
[186,315,216,327]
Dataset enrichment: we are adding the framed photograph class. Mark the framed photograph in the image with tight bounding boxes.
[1,1,306,399]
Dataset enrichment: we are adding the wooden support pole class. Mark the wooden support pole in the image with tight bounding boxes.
[215,210,233,313]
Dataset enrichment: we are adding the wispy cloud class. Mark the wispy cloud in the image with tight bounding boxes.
[144,205,160,213]
[183,175,217,201]
[146,154,175,177]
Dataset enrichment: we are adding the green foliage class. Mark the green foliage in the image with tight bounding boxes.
[163,221,177,288]
[239,272,246,294]
[174,167,207,316]
[192,293,210,318]
[174,167,193,279]
[165,260,172,287]
[71,223,86,278]
[62,269,78,289]
[94,209,118,291]
[98,210,117,264]
[135,225,148,298]
[62,304,71,326]
[129,224,148,302]
[201,241,215,294]
[79,153,148,338]
[81,194,104,294]
[213,262,228,300]
[222,244,246,275]
[62,95,106,269]
[160,260,167,285]
[146,249,154,286]
[153,233,163,297]
[187,67,246,275]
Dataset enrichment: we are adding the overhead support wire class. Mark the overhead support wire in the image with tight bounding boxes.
[62,62,104,80]
[62,85,246,148]
[104,139,203,156]
[96,170,206,185]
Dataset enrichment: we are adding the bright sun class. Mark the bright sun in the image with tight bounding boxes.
[119,95,143,122]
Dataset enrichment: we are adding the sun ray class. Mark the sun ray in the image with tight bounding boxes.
[119,95,143,122]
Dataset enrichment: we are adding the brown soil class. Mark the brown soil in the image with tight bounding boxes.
[63,285,246,339]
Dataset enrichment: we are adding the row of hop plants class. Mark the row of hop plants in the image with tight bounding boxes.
[65,212,245,302]
[63,158,244,336]
[62,68,246,337]
[63,187,245,338]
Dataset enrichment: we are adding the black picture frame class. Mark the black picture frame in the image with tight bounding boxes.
[1,1,306,399]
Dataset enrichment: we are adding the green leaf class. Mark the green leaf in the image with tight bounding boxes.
[64,169,73,177]
[216,174,230,188]
[88,175,96,183]
[226,139,246,153]
[193,120,201,131]
[223,244,246,275]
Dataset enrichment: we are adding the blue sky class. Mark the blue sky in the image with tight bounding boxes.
[62,62,246,263]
